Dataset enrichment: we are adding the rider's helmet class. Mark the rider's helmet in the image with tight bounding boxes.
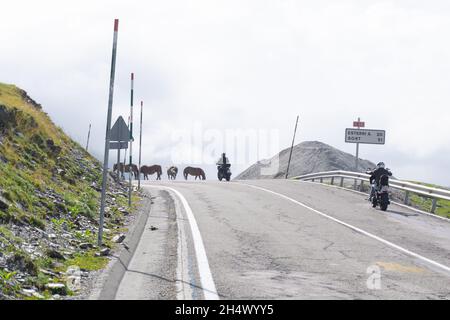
[377,162,385,169]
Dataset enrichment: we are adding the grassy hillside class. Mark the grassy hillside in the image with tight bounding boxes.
[0,83,136,299]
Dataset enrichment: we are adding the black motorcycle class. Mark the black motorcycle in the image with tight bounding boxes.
[371,174,390,211]
[217,164,231,181]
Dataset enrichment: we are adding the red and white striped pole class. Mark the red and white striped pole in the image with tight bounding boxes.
[128,73,134,207]
[98,19,119,246]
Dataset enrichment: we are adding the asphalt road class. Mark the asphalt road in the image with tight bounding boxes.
[114,179,450,300]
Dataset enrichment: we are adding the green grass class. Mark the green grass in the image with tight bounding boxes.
[63,252,108,271]
[406,181,450,219]
[0,82,141,299]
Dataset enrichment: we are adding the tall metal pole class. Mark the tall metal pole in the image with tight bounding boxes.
[128,73,134,207]
[85,124,91,151]
[98,19,119,247]
[285,115,299,179]
[354,117,361,190]
[123,116,130,173]
[138,101,143,190]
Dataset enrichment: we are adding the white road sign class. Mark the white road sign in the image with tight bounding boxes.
[345,128,385,145]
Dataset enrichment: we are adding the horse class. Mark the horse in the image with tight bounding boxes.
[183,166,206,180]
[113,163,139,179]
[167,166,178,180]
[141,165,162,180]
[113,162,139,179]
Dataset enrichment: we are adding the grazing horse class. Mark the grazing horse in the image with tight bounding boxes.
[141,165,162,180]
[183,166,206,180]
[167,166,178,180]
[113,163,125,178]
[113,163,139,179]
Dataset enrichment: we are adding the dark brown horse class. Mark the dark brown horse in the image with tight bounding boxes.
[113,163,139,179]
[183,166,206,180]
[141,165,162,180]
[167,166,178,180]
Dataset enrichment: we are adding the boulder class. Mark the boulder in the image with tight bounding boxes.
[45,283,67,295]
[0,195,9,211]
[46,249,66,260]
[112,234,126,243]
[79,243,93,250]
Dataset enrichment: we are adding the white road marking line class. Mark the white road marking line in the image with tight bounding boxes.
[239,183,450,274]
[145,185,219,300]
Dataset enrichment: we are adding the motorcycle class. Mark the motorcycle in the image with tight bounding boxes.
[371,173,391,211]
[217,164,232,181]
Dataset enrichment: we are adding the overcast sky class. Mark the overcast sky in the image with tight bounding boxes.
[1,0,449,185]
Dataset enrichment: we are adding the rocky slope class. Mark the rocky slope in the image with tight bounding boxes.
[0,83,138,299]
[236,141,376,180]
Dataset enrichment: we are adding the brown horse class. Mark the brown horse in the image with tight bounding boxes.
[113,163,139,179]
[183,166,206,180]
[141,165,162,180]
[167,166,178,180]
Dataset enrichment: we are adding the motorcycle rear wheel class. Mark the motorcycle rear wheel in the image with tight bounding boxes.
[380,193,389,211]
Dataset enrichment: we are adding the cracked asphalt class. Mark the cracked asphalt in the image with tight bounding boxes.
[129,179,450,299]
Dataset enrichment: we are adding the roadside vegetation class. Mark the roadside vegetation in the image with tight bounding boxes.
[406,181,450,219]
[0,82,140,299]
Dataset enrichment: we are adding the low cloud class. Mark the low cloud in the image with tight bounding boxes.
[1,0,449,185]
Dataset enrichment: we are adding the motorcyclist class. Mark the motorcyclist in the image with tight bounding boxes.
[216,153,231,181]
[369,162,392,200]
[216,153,230,168]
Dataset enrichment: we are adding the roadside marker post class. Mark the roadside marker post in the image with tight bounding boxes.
[123,116,130,175]
[138,101,143,190]
[128,73,134,207]
[285,115,299,179]
[98,19,119,247]
[354,117,362,189]
[86,124,91,151]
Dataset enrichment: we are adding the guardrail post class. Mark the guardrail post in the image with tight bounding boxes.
[312,178,315,182]
[340,177,344,187]
[404,191,410,205]
[431,198,437,214]
[359,180,364,191]
[320,177,323,183]
[330,177,334,185]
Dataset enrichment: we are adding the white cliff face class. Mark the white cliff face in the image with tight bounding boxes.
[235,141,376,180]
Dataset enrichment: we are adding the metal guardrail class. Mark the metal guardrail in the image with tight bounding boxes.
[292,170,450,214]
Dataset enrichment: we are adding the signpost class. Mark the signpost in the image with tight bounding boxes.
[109,141,128,150]
[345,128,386,145]
[98,19,119,247]
[110,116,131,180]
[345,118,386,189]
